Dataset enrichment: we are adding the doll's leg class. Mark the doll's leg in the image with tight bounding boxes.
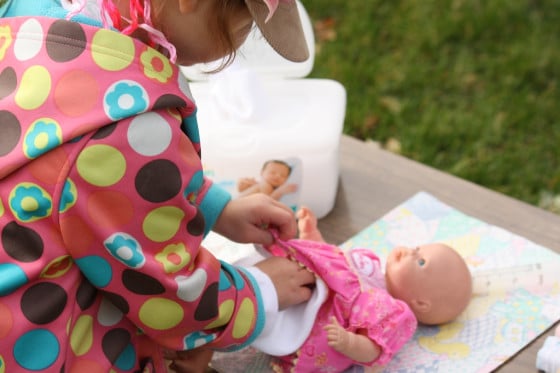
[296,207,324,242]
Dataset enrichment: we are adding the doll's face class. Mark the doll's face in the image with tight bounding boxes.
[261,162,291,188]
[385,243,472,324]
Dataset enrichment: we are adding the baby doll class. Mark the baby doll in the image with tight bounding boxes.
[254,207,473,372]
[237,160,297,200]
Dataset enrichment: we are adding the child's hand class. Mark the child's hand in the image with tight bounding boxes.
[255,256,315,310]
[214,194,297,245]
[164,348,214,373]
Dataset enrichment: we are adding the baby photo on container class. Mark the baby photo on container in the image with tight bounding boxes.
[237,157,302,212]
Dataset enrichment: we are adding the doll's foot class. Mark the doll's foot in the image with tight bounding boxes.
[296,207,324,242]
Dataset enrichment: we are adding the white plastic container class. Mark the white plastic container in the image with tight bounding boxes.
[181,2,346,218]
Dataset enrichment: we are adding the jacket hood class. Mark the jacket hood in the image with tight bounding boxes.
[0,16,196,179]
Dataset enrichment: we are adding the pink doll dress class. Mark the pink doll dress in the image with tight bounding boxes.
[266,238,417,372]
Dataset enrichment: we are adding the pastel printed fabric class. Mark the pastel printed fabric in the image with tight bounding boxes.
[267,239,417,372]
[0,16,264,372]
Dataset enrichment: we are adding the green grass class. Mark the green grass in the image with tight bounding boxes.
[304,0,560,213]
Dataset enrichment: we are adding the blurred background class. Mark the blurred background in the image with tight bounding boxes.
[303,0,560,214]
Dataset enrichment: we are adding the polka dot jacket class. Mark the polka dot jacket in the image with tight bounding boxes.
[0,14,266,373]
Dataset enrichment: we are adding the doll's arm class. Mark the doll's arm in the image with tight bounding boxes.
[324,316,381,364]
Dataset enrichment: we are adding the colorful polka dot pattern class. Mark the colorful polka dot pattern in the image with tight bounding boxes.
[0,15,263,372]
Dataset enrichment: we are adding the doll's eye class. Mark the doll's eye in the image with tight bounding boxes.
[418,258,426,266]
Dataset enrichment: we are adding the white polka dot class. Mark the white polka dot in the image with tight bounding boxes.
[116,246,134,260]
[118,94,135,110]
[176,269,207,302]
[15,18,44,61]
[127,112,172,156]
[177,73,194,101]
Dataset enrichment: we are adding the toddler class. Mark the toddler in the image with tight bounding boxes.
[0,1,314,372]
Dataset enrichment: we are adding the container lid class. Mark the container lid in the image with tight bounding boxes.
[180,0,315,81]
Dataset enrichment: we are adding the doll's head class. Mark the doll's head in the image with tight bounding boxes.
[385,243,472,325]
[261,160,292,188]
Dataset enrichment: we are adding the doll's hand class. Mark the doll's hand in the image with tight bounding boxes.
[324,316,381,364]
[214,194,296,245]
[325,316,350,350]
[163,348,214,373]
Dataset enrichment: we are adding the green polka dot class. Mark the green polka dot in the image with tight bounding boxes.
[143,206,184,242]
[92,29,135,71]
[76,145,126,187]
[0,198,4,217]
[232,298,255,339]
[205,299,234,329]
[139,298,183,330]
[70,315,94,356]
[15,65,51,110]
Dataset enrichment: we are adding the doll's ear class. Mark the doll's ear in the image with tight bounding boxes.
[410,298,432,315]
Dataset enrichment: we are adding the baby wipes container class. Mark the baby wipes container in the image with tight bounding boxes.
[180,1,346,218]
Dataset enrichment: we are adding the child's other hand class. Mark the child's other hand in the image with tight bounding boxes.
[214,194,296,245]
[255,256,315,310]
[164,348,214,373]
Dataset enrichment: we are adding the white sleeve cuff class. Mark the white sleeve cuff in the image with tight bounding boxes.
[244,266,278,313]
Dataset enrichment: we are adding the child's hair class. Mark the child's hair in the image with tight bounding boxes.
[212,0,253,70]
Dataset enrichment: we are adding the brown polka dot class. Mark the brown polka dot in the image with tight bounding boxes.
[135,159,182,203]
[46,20,87,62]
[92,123,117,139]
[102,291,130,315]
[121,269,164,295]
[153,94,186,111]
[194,282,219,321]
[0,67,17,100]
[21,282,67,324]
[0,110,21,157]
[2,222,43,262]
[102,328,131,364]
[186,208,205,237]
[76,279,97,311]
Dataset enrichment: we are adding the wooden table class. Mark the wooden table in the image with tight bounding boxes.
[318,135,560,373]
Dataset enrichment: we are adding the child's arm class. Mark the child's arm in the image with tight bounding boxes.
[324,316,381,364]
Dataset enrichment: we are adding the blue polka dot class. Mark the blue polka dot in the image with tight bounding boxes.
[184,170,203,201]
[181,111,200,143]
[0,263,28,296]
[218,269,232,291]
[104,233,145,268]
[9,183,53,222]
[23,118,62,159]
[114,343,136,370]
[59,178,77,213]
[220,261,245,290]
[183,331,215,350]
[75,256,113,287]
[14,329,59,370]
[104,80,149,121]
